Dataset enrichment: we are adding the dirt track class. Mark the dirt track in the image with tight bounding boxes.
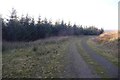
[81,37,118,77]
[64,36,118,78]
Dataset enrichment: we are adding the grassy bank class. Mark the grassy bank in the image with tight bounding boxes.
[2,37,69,78]
[87,38,118,66]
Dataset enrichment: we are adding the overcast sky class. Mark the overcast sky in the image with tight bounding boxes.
[0,0,119,30]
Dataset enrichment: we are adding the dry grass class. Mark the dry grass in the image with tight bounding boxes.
[2,36,69,78]
[92,31,119,58]
[2,36,69,52]
[96,31,119,43]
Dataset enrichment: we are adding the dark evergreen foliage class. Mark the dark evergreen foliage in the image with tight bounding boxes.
[2,8,104,41]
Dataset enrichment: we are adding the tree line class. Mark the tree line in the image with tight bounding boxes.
[2,8,104,41]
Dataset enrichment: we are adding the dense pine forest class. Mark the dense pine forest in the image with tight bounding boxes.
[2,8,104,41]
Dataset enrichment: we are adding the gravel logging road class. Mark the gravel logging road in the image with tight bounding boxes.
[64,36,118,78]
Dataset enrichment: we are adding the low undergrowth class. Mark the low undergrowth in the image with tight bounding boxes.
[2,37,69,78]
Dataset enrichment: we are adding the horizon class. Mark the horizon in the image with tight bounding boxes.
[0,0,119,30]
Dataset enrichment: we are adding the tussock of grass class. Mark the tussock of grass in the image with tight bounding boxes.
[32,47,37,52]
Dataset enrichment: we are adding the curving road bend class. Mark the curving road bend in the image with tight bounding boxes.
[64,41,99,78]
[81,37,118,78]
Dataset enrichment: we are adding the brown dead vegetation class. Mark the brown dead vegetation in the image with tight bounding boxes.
[95,31,120,43]
[94,31,119,57]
